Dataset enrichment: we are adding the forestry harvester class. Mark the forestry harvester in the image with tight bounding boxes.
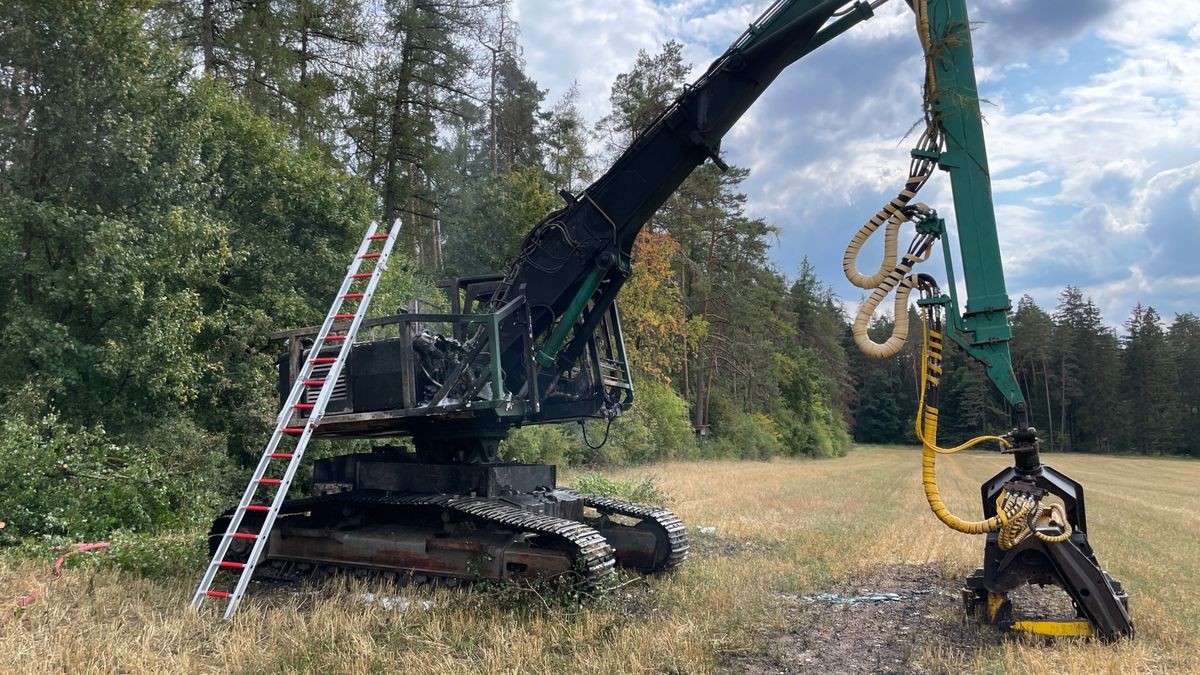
[192,0,1134,640]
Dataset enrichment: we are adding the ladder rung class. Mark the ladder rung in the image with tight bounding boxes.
[218,561,245,570]
[350,273,372,279]
[333,313,356,320]
[271,452,294,460]
[259,478,282,486]
[206,590,232,599]
[293,403,314,410]
[311,357,336,364]
[360,253,381,259]
[232,532,258,540]
[303,379,325,386]
[323,335,347,341]
[282,427,305,436]
[343,293,365,299]
[245,505,270,512]
[369,234,389,240]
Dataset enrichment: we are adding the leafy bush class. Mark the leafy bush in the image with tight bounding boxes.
[579,380,696,465]
[93,530,209,578]
[571,474,667,504]
[500,425,580,466]
[705,411,784,460]
[0,403,231,542]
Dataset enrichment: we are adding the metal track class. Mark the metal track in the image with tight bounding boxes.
[569,491,690,571]
[212,491,617,588]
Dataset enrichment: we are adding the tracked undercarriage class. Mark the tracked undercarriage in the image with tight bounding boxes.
[210,448,688,589]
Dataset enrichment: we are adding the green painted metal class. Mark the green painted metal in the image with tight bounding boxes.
[488,313,504,401]
[926,0,1025,408]
[609,303,635,405]
[536,266,605,370]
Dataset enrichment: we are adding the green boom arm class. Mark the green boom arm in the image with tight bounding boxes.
[925,0,1027,415]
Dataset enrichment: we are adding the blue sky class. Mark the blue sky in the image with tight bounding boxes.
[513,0,1200,327]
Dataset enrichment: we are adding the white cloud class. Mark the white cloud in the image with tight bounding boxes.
[515,0,1200,324]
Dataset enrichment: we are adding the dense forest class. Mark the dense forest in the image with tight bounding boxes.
[0,1,1196,542]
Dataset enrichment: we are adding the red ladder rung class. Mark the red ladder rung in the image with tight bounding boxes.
[245,505,270,512]
[282,427,305,436]
[360,253,381,259]
[343,293,365,299]
[218,561,245,570]
[333,313,356,320]
[369,234,389,240]
[259,478,282,486]
[271,452,294,460]
[303,379,325,386]
[293,403,314,410]
[206,590,232,599]
[232,532,257,540]
[311,357,336,364]
[351,273,372,279]
[323,335,347,341]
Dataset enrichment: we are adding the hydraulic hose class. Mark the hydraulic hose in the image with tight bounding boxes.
[916,318,1005,534]
[846,0,1073,548]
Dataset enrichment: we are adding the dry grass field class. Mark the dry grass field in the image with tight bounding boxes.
[1,446,1197,674]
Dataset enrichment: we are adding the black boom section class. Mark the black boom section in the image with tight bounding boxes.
[493,1,850,378]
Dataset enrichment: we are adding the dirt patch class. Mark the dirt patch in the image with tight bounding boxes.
[732,564,1002,674]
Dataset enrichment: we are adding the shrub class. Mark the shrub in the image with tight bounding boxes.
[571,474,668,504]
[578,380,696,465]
[706,411,784,460]
[500,425,579,466]
[0,406,231,542]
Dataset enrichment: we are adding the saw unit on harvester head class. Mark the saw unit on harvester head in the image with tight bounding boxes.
[191,0,1133,640]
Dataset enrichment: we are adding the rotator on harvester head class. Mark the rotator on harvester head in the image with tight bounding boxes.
[843,0,1133,640]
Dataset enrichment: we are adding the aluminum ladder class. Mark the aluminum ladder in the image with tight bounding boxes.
[190,219,401,619]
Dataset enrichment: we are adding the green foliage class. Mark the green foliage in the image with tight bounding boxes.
[500,425,580,466]
[0,398,230,542]
[582,381,696,465]
[91,530,209,579]
[441,166,559,277]
[571,474,667,505]
[704,409,784,460]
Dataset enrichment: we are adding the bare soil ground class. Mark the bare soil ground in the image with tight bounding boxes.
[737,563,992,674]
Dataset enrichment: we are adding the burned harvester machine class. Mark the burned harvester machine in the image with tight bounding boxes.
[193,0,1133,640]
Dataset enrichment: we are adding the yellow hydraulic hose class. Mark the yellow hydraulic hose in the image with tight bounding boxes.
[915,320,1073,546]
[916,321,1007,534]
[848,0,1074,549]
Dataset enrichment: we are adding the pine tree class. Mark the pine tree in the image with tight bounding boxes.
[1054,287,1123,452]
[1122,305,1179,454]
[1168,313,1200,456]
[1010,295,1057,448]
[543,84,592,190]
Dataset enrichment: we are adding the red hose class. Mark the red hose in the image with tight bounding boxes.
[1,541,110,627]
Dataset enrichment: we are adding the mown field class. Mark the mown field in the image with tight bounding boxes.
[1,446,1196,674]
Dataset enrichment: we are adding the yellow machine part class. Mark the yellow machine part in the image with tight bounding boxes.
[1012,619,1094,638]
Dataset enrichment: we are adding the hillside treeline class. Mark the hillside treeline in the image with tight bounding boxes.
[0,1,1194,542]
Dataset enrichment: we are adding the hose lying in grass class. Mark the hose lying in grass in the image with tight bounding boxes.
[1,542,110,627]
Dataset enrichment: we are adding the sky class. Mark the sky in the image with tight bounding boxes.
[512,0,1200,328]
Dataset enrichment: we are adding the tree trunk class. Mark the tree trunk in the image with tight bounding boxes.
[201,0,216,74]
[1041,357,1054,451]
[1060,352,1068,451]
[488,47,498,174]
[297,18,310,142]
[382,31,414,229]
